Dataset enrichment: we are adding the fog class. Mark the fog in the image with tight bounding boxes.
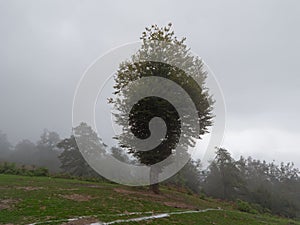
[0,0,299,166]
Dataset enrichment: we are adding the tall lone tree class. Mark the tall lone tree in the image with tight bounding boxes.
[112,23,213,193]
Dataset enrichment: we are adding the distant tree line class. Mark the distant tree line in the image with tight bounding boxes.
[163,147,300,218]
[202,148,300,218]
[0,129,61,172]
[0,127,299,218]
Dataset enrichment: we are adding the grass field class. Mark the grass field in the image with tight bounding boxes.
[0,174,299,225]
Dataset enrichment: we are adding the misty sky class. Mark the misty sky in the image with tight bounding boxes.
[0,0,299,166]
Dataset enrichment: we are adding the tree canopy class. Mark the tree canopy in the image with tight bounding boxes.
[112,24,214,192]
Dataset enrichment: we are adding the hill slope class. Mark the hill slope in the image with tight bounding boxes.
[0,174,299,225]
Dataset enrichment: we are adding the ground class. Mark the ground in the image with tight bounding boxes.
[0,174,299,225]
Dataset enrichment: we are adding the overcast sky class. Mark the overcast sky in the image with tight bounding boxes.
[0,0,299,166]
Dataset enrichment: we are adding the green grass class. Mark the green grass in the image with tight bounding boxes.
[0,174,299,225]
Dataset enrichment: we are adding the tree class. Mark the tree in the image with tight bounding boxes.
[11,139,37,165]
[111,146,132,164]
[37,130,60,150]
[204,148,243,199]
[241,158,300,217]
[57,123,104,178]
[0,130,12,161]
[112,23,213,193]
[35,129,61,172]
[166,159,202,193]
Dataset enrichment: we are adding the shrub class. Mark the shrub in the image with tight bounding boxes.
[199,193,206,200]
[33,167,49,176]
[0,162,49,177]
[236,199,258,214]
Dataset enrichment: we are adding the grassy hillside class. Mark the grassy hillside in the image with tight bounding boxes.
[0,174,299,225]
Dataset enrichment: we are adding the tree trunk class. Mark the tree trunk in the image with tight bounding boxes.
[150,183,160,194]
[150,166,160,194]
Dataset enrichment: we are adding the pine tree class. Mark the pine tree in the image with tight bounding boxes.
[57,123,103,178]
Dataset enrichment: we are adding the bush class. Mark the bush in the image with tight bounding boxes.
[33,167,49,176]
[236,199,258,214]
[199,193,206,200]
[51,173,74,179]
[0,162,18,174]
[0,162,49,177]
